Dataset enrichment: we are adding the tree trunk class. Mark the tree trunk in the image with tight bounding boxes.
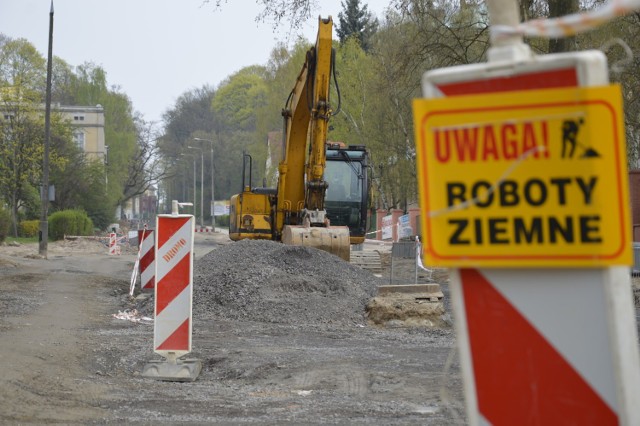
[547,0,579,53]
[10,192,19,238]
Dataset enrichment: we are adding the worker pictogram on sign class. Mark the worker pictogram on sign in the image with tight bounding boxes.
[562,118,599,158]
[412,84,631,268]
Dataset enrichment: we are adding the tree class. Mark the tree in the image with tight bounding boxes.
[118,118,173,215]
[547,0,579,53]
[253,0,319,30]
[337,0,379,51]
[212,66,268,132]
[212,66,269,185]
[66,63,138,218]
[0,38,69,235]
[256,41,310,184]
[48,125,110,229]
[158,86,217,213]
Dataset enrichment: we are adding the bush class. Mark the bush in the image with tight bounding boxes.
[0,209,10,243]
[215,215,229,227]
[48,209,94,241]
[18,220,40,238]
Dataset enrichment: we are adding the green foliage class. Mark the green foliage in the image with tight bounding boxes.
[337,0,379,52]
[0,208,10,242]
[0,38,73,236]
[49,134,114,229]
[61,62,138,214]
[18,219,39,237]
[212,67,268,132]
[256,41,310,185]
[329,38,375,146]
[215,214,230,227]
[0,38,46,98]
[18,184,42,221]
[48,209,94,241]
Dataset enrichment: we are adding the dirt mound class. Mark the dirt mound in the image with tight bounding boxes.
[191,239,383,327]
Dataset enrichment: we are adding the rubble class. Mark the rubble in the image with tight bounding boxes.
[190,239,383,327]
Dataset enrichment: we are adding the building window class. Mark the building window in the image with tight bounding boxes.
[73,115,85,121]
[73,130,85,150]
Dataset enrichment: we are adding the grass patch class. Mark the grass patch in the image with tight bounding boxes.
[7,236,38,244]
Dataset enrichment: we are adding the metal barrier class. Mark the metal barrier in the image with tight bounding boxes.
[390,241,418,285]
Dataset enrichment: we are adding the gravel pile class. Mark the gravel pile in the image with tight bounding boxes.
[191,239,383,326]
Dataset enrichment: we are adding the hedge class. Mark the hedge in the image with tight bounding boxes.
[19,220,40,238]
[216,215,229,227]
[48,209,94,241]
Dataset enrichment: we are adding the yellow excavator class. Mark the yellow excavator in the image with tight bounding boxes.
[228,16,370,261]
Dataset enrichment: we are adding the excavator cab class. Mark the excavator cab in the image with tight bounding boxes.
[324,144,370,244]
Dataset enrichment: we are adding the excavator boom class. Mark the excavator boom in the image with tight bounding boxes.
[275,17,352,259]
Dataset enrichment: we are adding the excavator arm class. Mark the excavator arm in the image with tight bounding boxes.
[276,17,351,260]
[276,16,334,232]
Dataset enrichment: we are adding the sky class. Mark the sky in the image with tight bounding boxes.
[0,0,391,125]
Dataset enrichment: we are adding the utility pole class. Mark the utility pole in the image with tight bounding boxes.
[180,153,197,219]
[193,137,215,230]
[187,146,204,229]
[39,0,54,258]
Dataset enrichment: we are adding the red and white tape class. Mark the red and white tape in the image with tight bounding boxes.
[492,0,640,40]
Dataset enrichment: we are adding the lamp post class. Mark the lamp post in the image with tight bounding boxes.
[39,1,54,258]
[187,146,204,229]
[180,153,196,218]
[193,137,215,230]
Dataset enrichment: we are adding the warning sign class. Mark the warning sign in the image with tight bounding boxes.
[413,85,631,267]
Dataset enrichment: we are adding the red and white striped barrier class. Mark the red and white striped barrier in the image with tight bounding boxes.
[141,201,200,381]
[138,229,155,291]
[154,214,194,355]
[108,232,120,255]
[451,268,639,424]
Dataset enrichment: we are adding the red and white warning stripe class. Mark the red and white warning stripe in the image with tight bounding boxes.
[108,232,119,255]
[138,229,155,291]
[194,228,213,233]
[450,268,640,425]
[154,215,194,356]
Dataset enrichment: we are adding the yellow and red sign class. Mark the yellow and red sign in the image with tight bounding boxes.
[413,85,631,267]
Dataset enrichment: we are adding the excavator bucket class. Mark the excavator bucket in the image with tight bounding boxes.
[282,225,351,261]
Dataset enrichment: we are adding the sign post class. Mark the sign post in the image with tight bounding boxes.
[413,50,640,425]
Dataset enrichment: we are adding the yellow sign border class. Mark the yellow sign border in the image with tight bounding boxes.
[413,85,631,268]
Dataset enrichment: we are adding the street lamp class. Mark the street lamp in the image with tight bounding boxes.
[187,145,204,229]
[193,137,215,230]
[180,153,196,218]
